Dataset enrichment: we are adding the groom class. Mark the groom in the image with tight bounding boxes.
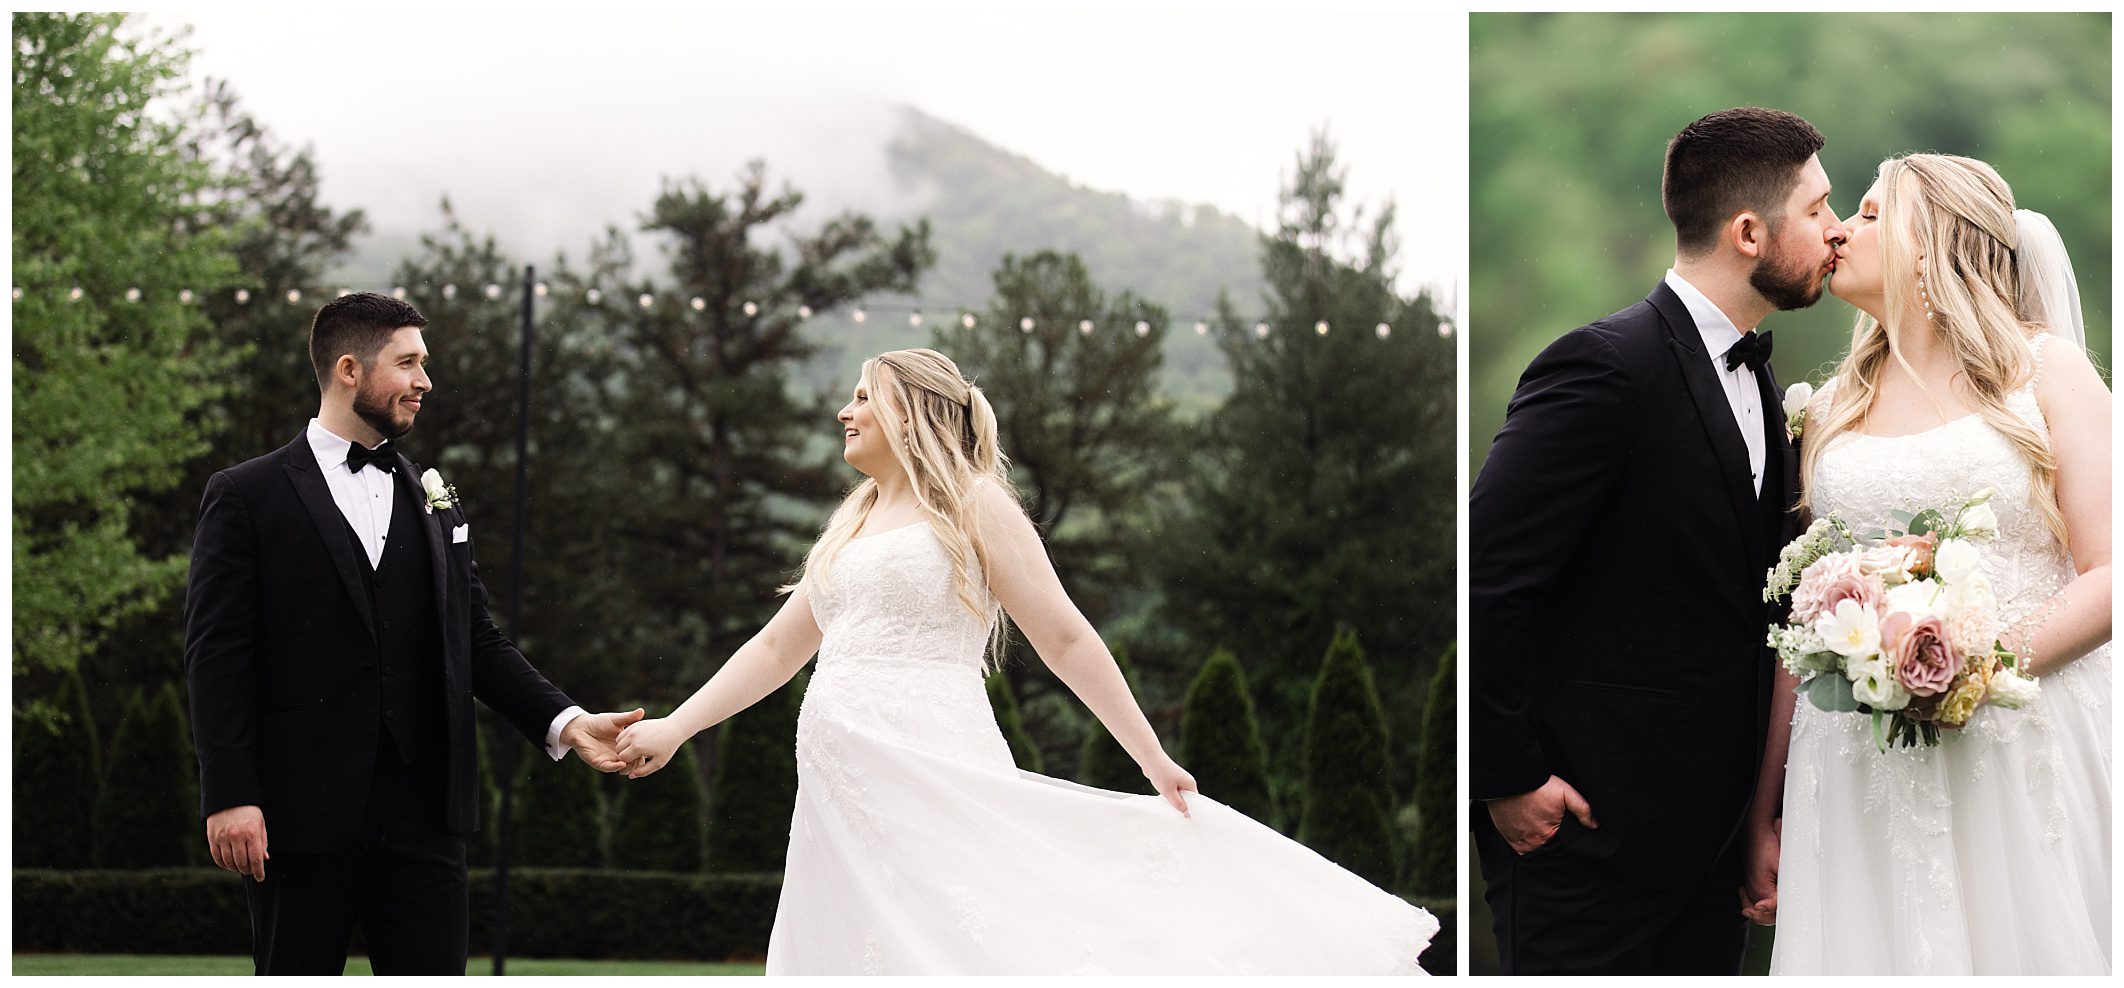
[183,292,643,974]
[1468,108,1844,974]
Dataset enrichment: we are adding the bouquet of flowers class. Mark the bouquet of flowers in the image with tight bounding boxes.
[1763,489,2039,750]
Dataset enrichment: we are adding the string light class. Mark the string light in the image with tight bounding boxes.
[234,289,251,305]
[690,296,706,311]
[11,288,21,302]
[743,300,758,316]
[125,288,141,303]
[1438,321,1453,339]
[1254,322,1270,339]
[852,308,867,324]
[1194,321,1208,335]
[961,313,976,329]
[637,293,654,310]
[1020,317,1035,332]
[1134,320,1150,337]
[908,311,923,327]
[1376,322,1391,339]
[484,284,502,300]
[391,286,407,300]
[337,289,352,298]
[1315,320,1329,336]
[69,287,83,302]
[179,289,194,304]
[534,282,549,298]
[285,289,301,304]
[442,284,457,300]
[586,288,603,305]
[797,304,813,319]
[1078,319,1094,335]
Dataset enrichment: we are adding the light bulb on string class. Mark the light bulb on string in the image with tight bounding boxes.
[234,289,251,305]
[68,287,83,302]
[179,289,194,304]
[586,288,603,305]
[1315,320,1329,336]
[1078,319,1094,335]
[742,300,758,317]
[125,287,141,303]
[534,282,549,298]
[11,288,21,302]
[961,313,976,330]
[797,305,813,319]
[853,308,868,324]
[1020,317,1035,332]
[1438,321,1453,339]
[1376,322,1391,339]
[909,311,923,328]
[1134,320,1150,337]
[442,284,458,300]
[391,286,407,300]
[638,293,655,310]
[484,284,502,300]
[1194,320,1208,336]
[1254,322,1270,339]
[286,289,302,304]
[690,296,706,312]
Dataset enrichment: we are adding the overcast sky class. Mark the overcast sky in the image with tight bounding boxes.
[142,7,1466,319]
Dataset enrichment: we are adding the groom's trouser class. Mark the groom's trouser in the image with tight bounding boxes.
[244,739,468,975]
[1474,809,1747,975]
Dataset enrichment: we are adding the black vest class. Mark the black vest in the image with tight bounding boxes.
[343,479,447,768]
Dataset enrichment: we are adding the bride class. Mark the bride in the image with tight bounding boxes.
[613,348,1436,974]
[1747,153,2111,974]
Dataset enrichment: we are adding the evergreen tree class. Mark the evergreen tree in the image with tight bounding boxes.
[14,665,101,867]
[1413,644,1456,893]
[91,684,199,867]
[707,673,803,872]
[610,741,707,873]
[1179,650,1277,827]
[985,671,1043,774]
[1075,646,1148,793]
[510,748,606,868]
[1155,133,1455,802]
[13,13,238,694]
[1297,628,1398,886]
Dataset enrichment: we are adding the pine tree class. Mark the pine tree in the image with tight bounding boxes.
[14,13,239,689]
[1298,628,1398,886]
[510,747,607,868]
[14,666,101,867]
[985,671,1044,774]
[707,673,802,872]
[610,742,707,872]
[1076,646,1148,793]
[1413,644,1456,893]
[1179,650,1277,827]
[91,685,199,867]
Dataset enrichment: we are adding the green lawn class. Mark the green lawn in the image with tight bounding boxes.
[12,955,764,976]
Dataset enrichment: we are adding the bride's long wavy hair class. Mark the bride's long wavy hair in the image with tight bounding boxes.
[791,348,1016,662]
[1802,153,2065,544]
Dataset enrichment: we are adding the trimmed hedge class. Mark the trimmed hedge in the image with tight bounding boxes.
[13,868,781,961]
[510,746,608,868]
[609,742,706,872]
[707,673,801,873]
[1297,628,1399,887]
[1412,644,1456,894]
[91,685,199,868]
[15,666,101,868]
[1179,649,1277,827]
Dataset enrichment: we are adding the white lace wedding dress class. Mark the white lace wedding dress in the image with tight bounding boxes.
[763,521,1437,974]
[1771,347,2111,974]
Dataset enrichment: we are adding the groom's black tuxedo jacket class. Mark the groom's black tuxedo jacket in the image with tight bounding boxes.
[1470,281,1799,891]
[183,432,573,852]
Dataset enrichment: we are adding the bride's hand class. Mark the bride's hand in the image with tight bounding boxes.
[1142,755,1198,818]
[614,716,689,779]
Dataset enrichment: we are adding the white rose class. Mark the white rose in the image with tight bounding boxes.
[1959,502,2000,540]
[1850,656,1913,711]
[1934,538,1981,584]
[1815,598,1882,660]
[1943,570,1997,616]
[1884,578,1947,620]
[1858,545,1918,585]
[421,468,452,508]
[1988,668,2042,709]
[1783,381,1814,420]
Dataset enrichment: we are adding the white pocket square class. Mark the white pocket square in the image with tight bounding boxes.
[452,524,469,544]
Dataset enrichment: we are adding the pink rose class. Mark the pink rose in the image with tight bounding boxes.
[1883,533,1941,578]
[1791,552,1884,624]
[1881,612,1958,698]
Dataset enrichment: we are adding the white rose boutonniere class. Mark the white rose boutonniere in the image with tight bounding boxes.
[1783,381,1814,439]
[421,468,459,513]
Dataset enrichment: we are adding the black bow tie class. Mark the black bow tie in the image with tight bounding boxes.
[1724,330,1773,372]
[345,441,398,475]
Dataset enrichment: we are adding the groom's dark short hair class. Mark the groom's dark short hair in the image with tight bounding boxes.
[308,292,428,392]
[1663,108,1825,258]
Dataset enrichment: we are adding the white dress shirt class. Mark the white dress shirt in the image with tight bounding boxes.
[1663,271,1767,496]
[305,419,583,761]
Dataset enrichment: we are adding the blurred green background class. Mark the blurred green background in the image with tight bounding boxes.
[1471,12,2111,477]
[1468,11,2110,976]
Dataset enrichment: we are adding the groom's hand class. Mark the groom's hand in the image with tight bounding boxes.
[560,708,646,772]
[1741,816,1781,925]
[1486,774,1597,855]
[206,804,269,882]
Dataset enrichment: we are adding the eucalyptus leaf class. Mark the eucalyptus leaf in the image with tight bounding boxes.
[1908,509,1945,537]
[1802,673,1861,713]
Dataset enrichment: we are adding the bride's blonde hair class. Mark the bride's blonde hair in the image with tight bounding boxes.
[794,349,1016,658]
[1802,153,2065,544]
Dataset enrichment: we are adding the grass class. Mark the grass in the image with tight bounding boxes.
[11,955,765,976]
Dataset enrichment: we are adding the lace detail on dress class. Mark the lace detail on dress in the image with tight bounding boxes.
[947,885,990,945]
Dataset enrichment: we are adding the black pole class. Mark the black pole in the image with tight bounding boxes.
[491,266,536,976]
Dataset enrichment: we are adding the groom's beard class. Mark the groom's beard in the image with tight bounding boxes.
[353,377,417,440]
[1751,243,1829,311]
